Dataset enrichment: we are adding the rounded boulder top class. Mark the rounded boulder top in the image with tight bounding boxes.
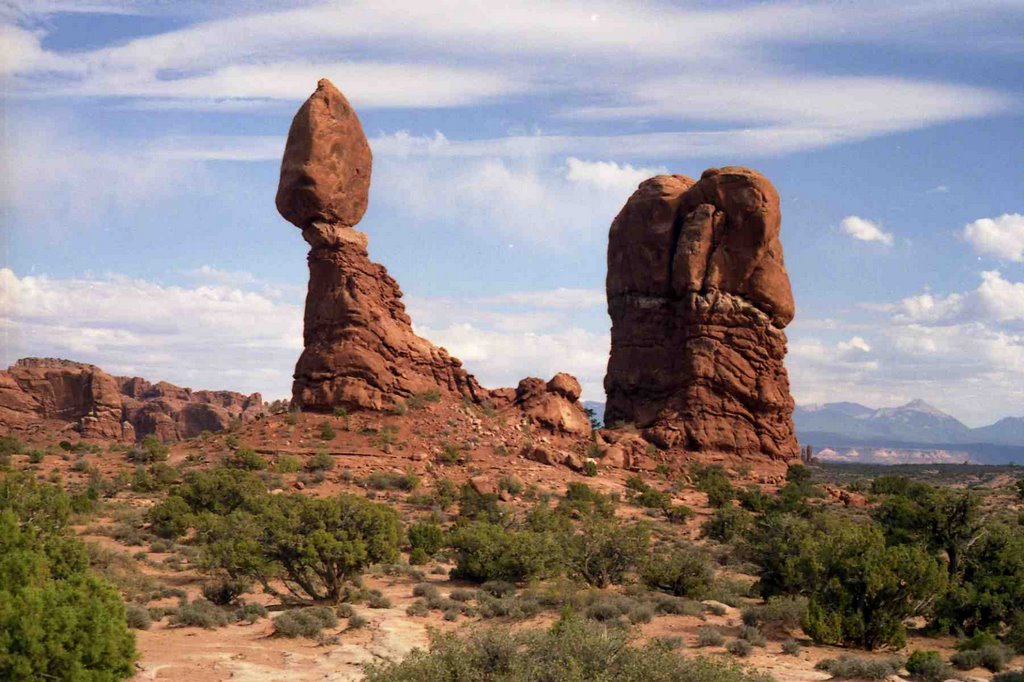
[276,78,373,229]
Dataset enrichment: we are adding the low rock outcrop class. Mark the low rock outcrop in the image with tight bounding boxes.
[279,79,483,411]
[604,167,798,460]
[513,374,592,437]
[0,358,264,442]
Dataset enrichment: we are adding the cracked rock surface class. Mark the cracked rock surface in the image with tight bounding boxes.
[604,167,798,459]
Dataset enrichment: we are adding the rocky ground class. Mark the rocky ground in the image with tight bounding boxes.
[8,398,1022,682]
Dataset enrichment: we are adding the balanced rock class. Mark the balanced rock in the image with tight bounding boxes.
[279,79,483,411]
[604,167,798,459]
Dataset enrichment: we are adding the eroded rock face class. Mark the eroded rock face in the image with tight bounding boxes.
[279,79,483,411]
[604,167,798,460]
[0,358,264,442]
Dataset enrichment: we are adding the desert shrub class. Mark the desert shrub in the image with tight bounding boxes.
[973,645,1009,672]
[727,639,752,657]
[0,473,137,680]
[628,603,654,624]
[905,650,950,681]
[319,421,336,440]
[202,577,250,605]
[275,455,302,473]
[196,492,401,603]
[781,638,801,655]
[125,603,152,630]
[363,615,775,682]
[348,613,368,629]
[368,593,392,609]
[456,483,506,524]
[412,582,439,599]
[664,504,695,524]
[750,512,944,649]
[559,482,617,519]
[449,522,563,583]
[128,434,169,463]
[691,464,734,508]
[367,470,420,491]
[1007,611,1024,654]
[450,588,475,602]
[742,596,807,635]
[640,544,714,598]
[480,580,517,598]
[432,478,458,510]
[499,475,524,496]
[307,452,334,472]
[567,515,649,588]
[696,625,725,647]
[625,475,671,510]
[701,506,753,543]
[273,606,338,638]
[814,655,903,680]
[171,599,231,628]
[225,447,266,470]
[235,602,268,623]
[739,626,766,647]
[406,599,430,616]
[584,460,598,477]
[583,594,638,622]
[407,522,444,562]
[147,495,193,539]
[934,521,1024,634]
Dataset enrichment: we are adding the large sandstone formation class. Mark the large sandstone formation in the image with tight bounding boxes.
[0,358,264,442]
[604,167,798,460]
[278,79,483,411]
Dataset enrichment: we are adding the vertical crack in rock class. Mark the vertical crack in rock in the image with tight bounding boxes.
[278,79,484,411]
[604,167,798,460]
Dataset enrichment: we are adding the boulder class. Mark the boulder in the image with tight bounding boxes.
[604,167,798,460]
[514,375,592,437]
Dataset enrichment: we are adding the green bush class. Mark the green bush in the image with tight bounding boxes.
[408,521,444,557]
[814,655,902,680]
[275,455,302,473]
[727,639,752,657]
[363,615,775,682]
[993,671,1024,682]
[307,452,334,472]
[906,650,951,681]
[225,448,266,470]
[0,474,137,680]
[367,471,420,491]
[319,421,336,440]
[741,596,807,635]
[235,602,268,624]
[696,625,725,647]
[147,495,193,539]
[1007,611,1024,654]
[691,464,734,508]
[273,606,338,638]
[781,639,801,655]
[750,512,944,649]
[640,544,714,598]
[128,435,169,463]
[449,522,562,583]
[567,515,649,588]
[202,578,250,605]
[171,599,231,628]
[125,603,152,630]
[701,506,753,543]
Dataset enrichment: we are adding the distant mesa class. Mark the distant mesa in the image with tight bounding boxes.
[277,79,590,437]
[0,358,264,442]
[604,167,798,460]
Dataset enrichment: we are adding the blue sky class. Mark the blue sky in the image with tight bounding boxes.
[2,0,1023,426]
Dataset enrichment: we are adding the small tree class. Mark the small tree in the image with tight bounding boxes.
[198,492,401,603]
[640,543,714,598]
[567,516,649,588]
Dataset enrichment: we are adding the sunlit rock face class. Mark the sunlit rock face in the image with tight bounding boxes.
[604,167,798,460]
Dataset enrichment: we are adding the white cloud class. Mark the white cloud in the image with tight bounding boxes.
[963,213,1024,262]
[479,288,604,310]
[837,336,872,354]
[840,216,895,246]
[0,268,302,398]
[565,158,667,193]
[889,271,1024,325]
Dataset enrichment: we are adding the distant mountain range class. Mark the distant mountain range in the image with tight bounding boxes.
[794,400,1024,447]
[580,398,1024,464]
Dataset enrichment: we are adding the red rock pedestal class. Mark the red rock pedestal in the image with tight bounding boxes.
[604,167,798,460]
[278,79,482,411]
